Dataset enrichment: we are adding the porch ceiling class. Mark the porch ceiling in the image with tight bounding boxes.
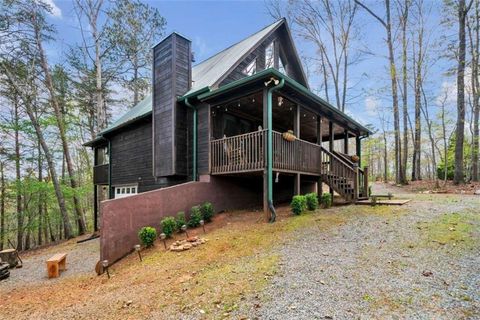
[197,69,371,138]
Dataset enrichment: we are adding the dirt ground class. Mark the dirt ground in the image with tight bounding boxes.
[0,183,478,320]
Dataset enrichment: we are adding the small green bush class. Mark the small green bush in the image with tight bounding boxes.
[305,193,318,210]
[176,211,186,231]
[138,226,157,247]
[161,216,177,238]
[291,195,307,215]
[188,206,202,227]
[200,202,215,222]
[320,193,332,208]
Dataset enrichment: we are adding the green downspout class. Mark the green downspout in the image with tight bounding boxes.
[108,139,113,199]
[266,78,285,223]
[184,98,197,181]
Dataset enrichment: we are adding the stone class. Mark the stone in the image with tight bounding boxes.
[474,189,480,195]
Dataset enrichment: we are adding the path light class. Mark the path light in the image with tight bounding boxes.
[160,233,167,249]
[181,225,189,239]
[134,244,142,261]
[102,260,110,279]
[200,220,206,234]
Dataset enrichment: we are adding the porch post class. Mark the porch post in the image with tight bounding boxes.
[328,121,334,196]
[263,88,268,219]
[344,129,349,154]
[356,135,362,164]
[294,104,301,195]
[317,116,323,197]
[93,184,98,232]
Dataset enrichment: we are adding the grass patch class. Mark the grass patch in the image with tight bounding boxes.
[424,211,480,250]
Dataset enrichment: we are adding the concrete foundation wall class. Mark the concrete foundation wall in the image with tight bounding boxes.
[100,176,261,264]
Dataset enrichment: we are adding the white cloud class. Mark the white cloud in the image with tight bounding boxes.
[41,0,62,18]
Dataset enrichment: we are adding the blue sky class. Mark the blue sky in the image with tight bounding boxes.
[44,0,454,131]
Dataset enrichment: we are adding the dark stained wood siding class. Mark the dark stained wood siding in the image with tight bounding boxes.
[109,118,188,193]
[197,103,210,175]
[152,33,191,177]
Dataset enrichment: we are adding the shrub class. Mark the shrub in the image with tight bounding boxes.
[161,216,177,238]
[138,226,157,247]
[320,193,332,208]
[305,193,318,210]
[291,195,307,215]
[188,206,202,227]
[175,211,186,231]
[200,202,215,222]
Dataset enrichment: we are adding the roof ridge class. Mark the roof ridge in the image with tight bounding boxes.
[192,18,285,69]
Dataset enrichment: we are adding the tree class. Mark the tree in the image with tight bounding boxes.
[454,0,474,184]
[356,0,406,184]
[105,0,166,106]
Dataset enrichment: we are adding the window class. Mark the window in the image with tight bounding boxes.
[95,146,109,165]
[114,185,138,199]
[242,58,257,76]
[278,56,286,74]
[265,42,274,69]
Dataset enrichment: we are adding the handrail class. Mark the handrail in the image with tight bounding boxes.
[321,147,356,173]
[210,129,267,143]
[332,150,355,167]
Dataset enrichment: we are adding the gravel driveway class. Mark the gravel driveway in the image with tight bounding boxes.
[239,183,480,319]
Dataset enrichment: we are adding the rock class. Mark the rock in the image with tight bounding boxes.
[474,189,480,195]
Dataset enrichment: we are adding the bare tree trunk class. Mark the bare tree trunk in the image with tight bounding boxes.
[356,0,405,184]
[401,0,410,183]
[0,161,5,251]
[14,99,24,250]
[383,131,388,181]
[37,141,43,246]
[32,11,86,235]
[412,17,423,181]
[454,0,471,184]
[468,0,479,181]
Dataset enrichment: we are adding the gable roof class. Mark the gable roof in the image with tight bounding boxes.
[93,19,292,139]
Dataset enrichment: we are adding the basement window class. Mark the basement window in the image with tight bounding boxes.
[242,58,257,76]
[114,185,138,199]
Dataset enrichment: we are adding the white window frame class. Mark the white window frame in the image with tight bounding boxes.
[114,185,138,199]
[265,41,274,69]
[242,58,257,76]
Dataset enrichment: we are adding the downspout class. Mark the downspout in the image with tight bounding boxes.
[184,98,197,181]
[107,139,113,199]
[266,77,285,223]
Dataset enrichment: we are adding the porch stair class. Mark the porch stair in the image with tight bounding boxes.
[320,147,368,203]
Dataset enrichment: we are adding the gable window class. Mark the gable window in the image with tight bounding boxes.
[265,41,274,69]
[278,56,286,74]
[114,185,138,199]
[242,58,257,76]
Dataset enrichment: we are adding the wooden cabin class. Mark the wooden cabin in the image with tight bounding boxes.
[85,19,371,228]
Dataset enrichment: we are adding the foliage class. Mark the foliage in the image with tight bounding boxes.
[161,217,176,238]
[175,211,186,231]
[305,193,318,210]
[290,195,307,215]
[138,226,157,247]
[200,202,215,222]
[188,206,202,227]
[320,193,332,208]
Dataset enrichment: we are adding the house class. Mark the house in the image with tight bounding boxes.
[85,19,371,232]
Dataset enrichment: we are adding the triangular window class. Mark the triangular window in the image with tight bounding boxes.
[265,42,274,69]
[243,58,257,76]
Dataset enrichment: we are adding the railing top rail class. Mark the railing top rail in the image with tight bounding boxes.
[271,130,322,148]
[210,129,266,143]
[332,150,355,166]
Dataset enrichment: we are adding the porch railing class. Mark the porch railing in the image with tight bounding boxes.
[272,131,321,174]
[320,147,357,201]
[210,130,266,174]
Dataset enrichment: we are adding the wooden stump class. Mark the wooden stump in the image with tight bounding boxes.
[0,249,18,268]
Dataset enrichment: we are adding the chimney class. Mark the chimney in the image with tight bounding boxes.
[152,33,192,177]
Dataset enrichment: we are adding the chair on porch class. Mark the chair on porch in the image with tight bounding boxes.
[223,135,245,170]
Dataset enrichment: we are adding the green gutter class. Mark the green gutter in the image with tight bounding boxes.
[266,78,285,223]
[184,98,198,181]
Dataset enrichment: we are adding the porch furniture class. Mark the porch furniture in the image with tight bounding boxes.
[46,253,67,278]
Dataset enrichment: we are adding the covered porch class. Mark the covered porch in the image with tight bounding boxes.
[193,69,371,220]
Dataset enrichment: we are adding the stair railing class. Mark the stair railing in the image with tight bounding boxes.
[320,147,358,201]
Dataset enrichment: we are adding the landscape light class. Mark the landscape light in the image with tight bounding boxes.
[200,220,205,233]
[181,225,189,238]
[102,260,110,279]
[134,244,142,261]
[160,233,167,249]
